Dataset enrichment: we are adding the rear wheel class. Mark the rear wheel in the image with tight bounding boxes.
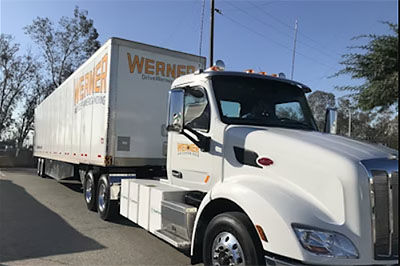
[38,159,46,178]
[203,212,264,266]
[36,158,41,176]
[97,175,118,220]
[83,171,97,211]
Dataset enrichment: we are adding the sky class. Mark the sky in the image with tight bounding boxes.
[0,0,398,98]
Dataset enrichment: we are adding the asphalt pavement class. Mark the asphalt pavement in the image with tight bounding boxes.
[0,168,194,265]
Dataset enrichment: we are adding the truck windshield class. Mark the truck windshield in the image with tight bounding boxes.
[211,76,318,131]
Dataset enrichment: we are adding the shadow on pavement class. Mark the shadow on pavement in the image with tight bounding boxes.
[59,180,83,193]
[0,179,105,263]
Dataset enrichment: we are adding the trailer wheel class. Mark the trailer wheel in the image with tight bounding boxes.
[97,175,118,220]
[37,158,41,176]
[203,212,264,266]
[83,171,97,211]
[39,159,46,178]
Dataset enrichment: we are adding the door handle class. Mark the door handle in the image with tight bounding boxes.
[172,170,182,179]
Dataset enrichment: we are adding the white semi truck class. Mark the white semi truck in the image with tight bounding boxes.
[34,38,398,265]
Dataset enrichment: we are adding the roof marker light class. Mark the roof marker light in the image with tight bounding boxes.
[271,73,278,77]
[206,59,225,72]
[209,66,219,71]
[259,71,267,75]
[245,69,255,73]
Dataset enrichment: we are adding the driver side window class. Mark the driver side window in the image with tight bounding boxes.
[184,87,210,132]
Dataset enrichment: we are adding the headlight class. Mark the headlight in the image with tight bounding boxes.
[292,224,359,259]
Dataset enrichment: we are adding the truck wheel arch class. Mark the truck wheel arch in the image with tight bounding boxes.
[191,197,262,264]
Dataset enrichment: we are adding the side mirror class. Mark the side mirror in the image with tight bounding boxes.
[166,89,184,133]
[324,108,338,134]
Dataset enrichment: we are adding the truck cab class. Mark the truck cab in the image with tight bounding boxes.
[163,68,398,265]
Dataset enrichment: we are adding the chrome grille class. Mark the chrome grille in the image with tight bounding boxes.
[361,158,398,260]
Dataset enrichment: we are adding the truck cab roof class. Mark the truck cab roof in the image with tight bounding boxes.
[172,70,312,93]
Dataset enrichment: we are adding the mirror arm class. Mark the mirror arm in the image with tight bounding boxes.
[182,126,211,152]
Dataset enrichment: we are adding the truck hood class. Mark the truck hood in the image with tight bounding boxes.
[225,125,397,162]
[223,125,398,226]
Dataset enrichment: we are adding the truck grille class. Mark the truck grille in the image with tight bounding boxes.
[370,169,398,260]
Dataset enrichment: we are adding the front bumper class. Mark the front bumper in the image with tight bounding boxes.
[265,251,306,265]
[264,251,399,266]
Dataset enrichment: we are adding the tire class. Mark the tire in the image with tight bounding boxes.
[39,159,46,178]
[203,212,264,266]
[97,175,118,220]
[83,171,97,211]
[37,158,41,176]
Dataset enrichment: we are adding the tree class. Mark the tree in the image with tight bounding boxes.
[0,34,37,139]
[14,6,101,147]
[14,71,45,149]
[24,6,100,90]
[336,96,398,149]
[334,22,398,110]
[307,90,336,131]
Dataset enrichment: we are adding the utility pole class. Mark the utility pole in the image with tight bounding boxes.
[209,0,215,67]
[348,109,352,137]
[290,19,298,80]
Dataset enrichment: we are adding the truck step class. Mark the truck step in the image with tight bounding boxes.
[154,229,191,249]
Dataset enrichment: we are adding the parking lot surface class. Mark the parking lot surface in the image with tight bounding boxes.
[0,168,193,265]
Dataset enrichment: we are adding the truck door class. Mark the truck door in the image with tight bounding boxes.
[167,86,219,191]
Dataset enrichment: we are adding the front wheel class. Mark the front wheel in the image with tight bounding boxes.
[97,175,118,220]
[203,212,264,266]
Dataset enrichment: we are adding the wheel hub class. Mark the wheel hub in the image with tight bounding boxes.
[98,183,106,212]
[85,178,92,203]
[211,232,245,266]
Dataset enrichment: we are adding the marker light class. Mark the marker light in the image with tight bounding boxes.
[271,73,278,77]
[245,69,255,73]
[256,225,268,242]
[257,157,274,166]
[259,71,267,75]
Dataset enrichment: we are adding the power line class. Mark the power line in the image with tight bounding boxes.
[247,1,343,57]
[219,12,339,71]
[225,1,341,62]
[222,1,280,11]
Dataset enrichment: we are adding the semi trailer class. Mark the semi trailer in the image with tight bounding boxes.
[34,38,398,265]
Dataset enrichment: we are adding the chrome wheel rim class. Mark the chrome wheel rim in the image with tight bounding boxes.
[85,178,92,203]
[98,182,106,212]
[211,232,245,266]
